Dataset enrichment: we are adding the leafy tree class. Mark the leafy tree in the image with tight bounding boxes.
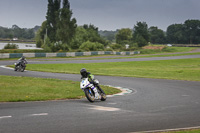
[42,36,52,52]
[26,29,35,39]
[110,43,123,50]
[149,26,166,44]
[63,0,70,9]
[79,41,104,51]
[36,21,47,48]
[166,19,200,44]
[184,19,200,44]
[51,41,70,52]
[37,0,77,51]
[83,24,108,46]
[116,28,132,45]
[71,26,88,49]
[166,24,185,44]
[135,34,147,47]
[56,0,77,45]
[0,27,6,38]
[98,30,116,42]
[46,0,60,42]
[133,22,149,47]
[71,25,108,50]
[0,25,35,40]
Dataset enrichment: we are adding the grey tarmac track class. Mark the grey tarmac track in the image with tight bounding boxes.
[0,54,200,65]
[0,55,200,133]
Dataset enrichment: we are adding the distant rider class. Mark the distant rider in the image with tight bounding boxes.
[15,56,28,71]
[80,68,100,99]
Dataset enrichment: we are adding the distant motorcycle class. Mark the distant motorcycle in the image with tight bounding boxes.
[80,78,106,102]
[14,60,26,72]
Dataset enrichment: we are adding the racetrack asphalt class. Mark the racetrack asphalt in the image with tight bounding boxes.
[0,55,200,133]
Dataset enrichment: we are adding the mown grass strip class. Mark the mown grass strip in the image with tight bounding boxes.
[160,129,200,133]
[25,58,200,81]
[140,46,196,54]
[0,75,121,102]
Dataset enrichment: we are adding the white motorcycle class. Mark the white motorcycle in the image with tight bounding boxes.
[80,78,106,102]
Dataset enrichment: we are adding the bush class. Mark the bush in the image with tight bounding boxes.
[50,41,70,52]
[104,48,113,51]
[79,41,104,51]
[110,44,123,50]
[135,35,148,47]
[36,39,43,48]
[4,43,18,49]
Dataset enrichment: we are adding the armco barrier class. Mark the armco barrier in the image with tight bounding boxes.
[57,53,66,57]
[0,51,140,58]
[9,53,23,58]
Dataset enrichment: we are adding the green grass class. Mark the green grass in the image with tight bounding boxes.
[0,75,121,102]
[140,47,196,54]
[162,47,196,52]
[160,129,200,133]
[24,58,200,81]
[67,52,200,61]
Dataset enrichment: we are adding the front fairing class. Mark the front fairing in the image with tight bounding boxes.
[80,78,90,90]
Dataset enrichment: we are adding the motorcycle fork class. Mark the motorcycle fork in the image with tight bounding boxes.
[88,88,94,95]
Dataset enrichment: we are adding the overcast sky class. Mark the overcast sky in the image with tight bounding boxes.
[0,0,200,31]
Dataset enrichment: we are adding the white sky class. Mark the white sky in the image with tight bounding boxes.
[0,0,200,31]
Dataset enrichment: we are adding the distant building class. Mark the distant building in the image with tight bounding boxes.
[12,38,18,41]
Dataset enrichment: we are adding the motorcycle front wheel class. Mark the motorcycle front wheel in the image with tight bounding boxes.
[14,66,17,71]
[84,88,95,102]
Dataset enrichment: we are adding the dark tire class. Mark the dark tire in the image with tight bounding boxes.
[17,66,20,72]
[14,66,17,71]
[97,86,106,101]
[84,88,95,102]
[21,67,25,72]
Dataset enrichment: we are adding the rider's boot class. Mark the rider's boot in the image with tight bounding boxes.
[92,87,101,99]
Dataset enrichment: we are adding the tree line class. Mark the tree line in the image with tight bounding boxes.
[0,25,39,40]
[102,19,200,48]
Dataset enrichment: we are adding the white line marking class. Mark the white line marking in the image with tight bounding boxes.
[107,103,117,105]
[106,85,137,97]
[0,65,27,71]
[89,105,120,112]
[30,113,48,116]
[0,65,14,70]
[0,116,12,119]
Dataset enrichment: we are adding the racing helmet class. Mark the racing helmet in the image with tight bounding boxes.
[22,56,25,60]
[80,68,88,78]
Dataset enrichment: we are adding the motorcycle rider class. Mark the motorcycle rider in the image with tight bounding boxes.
[80,68,100,99]
[15,56,28,71]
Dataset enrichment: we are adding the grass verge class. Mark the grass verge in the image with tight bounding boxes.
[23,58,200,81]
[140,46,196,54]
[0,75,121,102]
[160,129,200,133]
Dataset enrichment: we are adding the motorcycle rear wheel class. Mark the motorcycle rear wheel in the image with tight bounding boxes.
[97,86,107,101]
[21,67,25,72]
